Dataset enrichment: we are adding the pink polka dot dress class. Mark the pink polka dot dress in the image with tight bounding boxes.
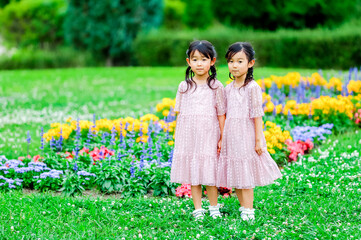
[170,80,226,186]
[217,80,282,189]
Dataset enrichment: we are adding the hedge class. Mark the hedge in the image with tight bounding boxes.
[0,47,100,70]
[133,26,361,69]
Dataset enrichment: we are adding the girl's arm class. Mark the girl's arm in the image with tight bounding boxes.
[254,116,263,155]
[217,114,226,154]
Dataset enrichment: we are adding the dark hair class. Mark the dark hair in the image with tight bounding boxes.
[225,42,255,88]
[183,40,217,93]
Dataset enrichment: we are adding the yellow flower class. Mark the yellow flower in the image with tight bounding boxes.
[50,123,61,128]
[136,136,149,143]
[140,114,159,122]
[162,109,170,117]
[168,141,174,146]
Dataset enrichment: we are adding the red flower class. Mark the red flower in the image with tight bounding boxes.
[64,152,73,160]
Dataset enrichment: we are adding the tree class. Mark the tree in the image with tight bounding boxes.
[64,0,163,66]
[211,0,357,30]
[183,0,213,29]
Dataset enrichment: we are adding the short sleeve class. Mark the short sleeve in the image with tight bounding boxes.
[174,82,184,113]
[249,82,264,118]
[215,82,226,116]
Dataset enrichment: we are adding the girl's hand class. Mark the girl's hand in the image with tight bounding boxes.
[217,139,222,154]
[255,140,263,156]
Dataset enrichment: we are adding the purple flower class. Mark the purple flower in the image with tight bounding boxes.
[0,155,7,163]
[40,127,44,151]
[117,153,127,161]
[26,131,31,144]
[77,170,96,177]
[39,170,63,179]
[130,161,135,178]
[29,162,47,168]
[4,160,24,168]
[291,124,333,142]
[73,162,78,172]
[110,126,116,147]
[287,110,293,121]
[57,129,63,151]
[101,132,108,145]
[50,136,56,150]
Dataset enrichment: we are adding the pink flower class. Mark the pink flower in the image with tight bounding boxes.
[18,155,31,161]
[73,147,89,157]
[89,146,114,162]
[33,155,43,162]
[285,139,313,162]
[175,183,192,198]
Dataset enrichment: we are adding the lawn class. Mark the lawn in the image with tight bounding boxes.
[1,129,360,239]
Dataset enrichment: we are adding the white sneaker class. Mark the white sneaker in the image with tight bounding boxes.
[209,205,222,219]
[192,208,206,220]
[240,208,255,221]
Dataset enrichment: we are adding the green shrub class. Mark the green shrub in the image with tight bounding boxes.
[0,47,100,70]
[133,26,361,68]
[212,0,357,30]
[163,0,185,29]
[183,0,213,29]
[0,0,66,47]
[0,0,19,8]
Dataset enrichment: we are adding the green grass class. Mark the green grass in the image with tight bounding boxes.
[1,130,360,239]
[0,66,344,159]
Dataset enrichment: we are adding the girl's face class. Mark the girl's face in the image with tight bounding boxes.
[227,50,255,79]
[186,50,216,78]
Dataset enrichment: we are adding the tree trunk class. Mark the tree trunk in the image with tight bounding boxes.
[106,56,113,67]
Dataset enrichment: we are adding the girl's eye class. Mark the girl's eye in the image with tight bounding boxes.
[229,60,233,63]
[239,61,242,63]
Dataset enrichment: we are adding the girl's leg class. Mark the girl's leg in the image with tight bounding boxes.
[237,188,255,221]
[241,188,254,209]
[235,188,244,207]
[205,186,218,206]
[191,185,202,209]
[206,185,222,218]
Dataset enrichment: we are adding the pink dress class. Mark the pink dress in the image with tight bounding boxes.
[217,80,282,189]
[170,80,226,186]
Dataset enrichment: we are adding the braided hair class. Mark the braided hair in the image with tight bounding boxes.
[183,40,217,93]
[225,42,255,89]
